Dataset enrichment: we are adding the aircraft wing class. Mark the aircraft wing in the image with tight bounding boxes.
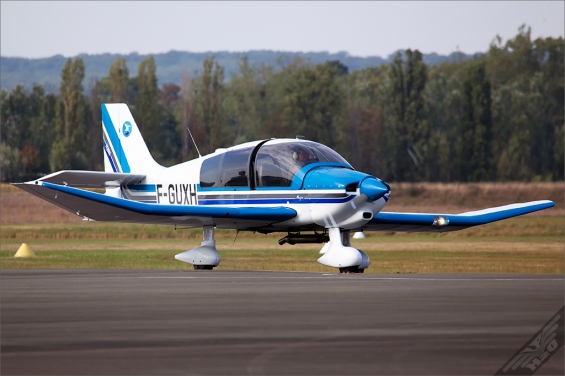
[364,201,555,233]
[13,181,297,228]
[35,170,146,188]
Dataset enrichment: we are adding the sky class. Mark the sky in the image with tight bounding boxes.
[1,1,563,59]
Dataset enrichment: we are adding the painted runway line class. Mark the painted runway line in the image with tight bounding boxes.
[130,275,564,281]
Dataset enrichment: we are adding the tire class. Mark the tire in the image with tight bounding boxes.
[194,265,214,270]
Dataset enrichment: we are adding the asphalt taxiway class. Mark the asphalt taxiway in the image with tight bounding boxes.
[1,269,563,375]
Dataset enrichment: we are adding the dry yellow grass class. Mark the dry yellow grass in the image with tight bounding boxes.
[1,216,563,240]
[1,236,562,274]
[385,182,564,216]
[1,190,82,224]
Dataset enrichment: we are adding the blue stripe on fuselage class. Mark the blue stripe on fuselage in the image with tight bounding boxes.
[198,195,355,205]
[126,184,157,192]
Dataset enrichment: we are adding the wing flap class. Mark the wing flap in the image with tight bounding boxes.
[366,200,555,233]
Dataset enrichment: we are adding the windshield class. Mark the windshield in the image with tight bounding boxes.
[255,141,350,187]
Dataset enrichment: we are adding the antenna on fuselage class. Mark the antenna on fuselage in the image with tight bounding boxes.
[186,126,202,158]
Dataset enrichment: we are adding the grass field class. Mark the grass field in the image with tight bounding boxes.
[1,182,563,274]
[1,217,563,274]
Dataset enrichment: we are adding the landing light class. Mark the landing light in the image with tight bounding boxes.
[433,216,449,227]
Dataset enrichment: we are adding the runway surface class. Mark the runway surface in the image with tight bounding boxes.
[2,269,563,375]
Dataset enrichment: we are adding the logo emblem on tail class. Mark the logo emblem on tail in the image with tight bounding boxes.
[122,121,132,137]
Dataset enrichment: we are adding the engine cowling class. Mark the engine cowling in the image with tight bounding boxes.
[305,167,390,229]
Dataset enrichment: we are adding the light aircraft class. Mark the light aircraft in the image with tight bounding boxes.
[14,104,555,273]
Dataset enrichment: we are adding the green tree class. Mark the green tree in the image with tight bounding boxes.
[485,26,563,181]
[385,50,429,181]
[223,57,262,145]
[527,72,555,180]
[459,60,492,182]
[493,73,559,181]
[486,25,538,90]
[1,84,59,180]
[0,87,26,181]
[88,79,103,170]
[423,69,451,181]
[404,50,429,180]
[493,82,533,181]
[341,66,389,177]
[536,36,564,180]
[179,72,200,161]
[156,83,182,164]
[27,84,57,176]
[135,57,182,165]
[52,58,89,170]
[108,57,129,103]
[1,85,30,151]
[554,123,564,180]
[135,56,160,154]
[0,142,24,182]
[195,56,229,153]
[280,62,342,147]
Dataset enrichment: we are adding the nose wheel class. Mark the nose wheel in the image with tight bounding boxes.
[339,266,364,274]
[318,228,370,273]
[193,265,215,270]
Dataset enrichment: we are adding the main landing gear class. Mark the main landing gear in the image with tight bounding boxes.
[318,228,369,274]
[175,226,220,270]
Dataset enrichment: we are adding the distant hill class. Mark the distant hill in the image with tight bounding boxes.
[0,49,478,93]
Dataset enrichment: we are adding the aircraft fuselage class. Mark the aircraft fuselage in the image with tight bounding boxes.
[114,138,390,232]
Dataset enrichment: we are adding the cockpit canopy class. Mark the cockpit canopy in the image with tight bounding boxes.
[199,140,351,189]
[255,142,349,187]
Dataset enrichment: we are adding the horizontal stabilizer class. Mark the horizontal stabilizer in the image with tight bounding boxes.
[366,200,555,233]
[31,170,146,188]
[13,182,297,227]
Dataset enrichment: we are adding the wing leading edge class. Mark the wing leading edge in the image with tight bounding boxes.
[13,181,297,227]
[365,201,555,233]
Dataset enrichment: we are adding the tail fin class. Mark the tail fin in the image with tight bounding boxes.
[101,103,164,174]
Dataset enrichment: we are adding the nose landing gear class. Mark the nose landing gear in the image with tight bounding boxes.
[317,228,369,273]
[339,266,364,274]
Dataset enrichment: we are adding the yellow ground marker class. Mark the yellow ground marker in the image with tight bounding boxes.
[14,243,35,258]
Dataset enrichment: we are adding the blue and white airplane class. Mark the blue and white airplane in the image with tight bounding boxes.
[14,104,555,273]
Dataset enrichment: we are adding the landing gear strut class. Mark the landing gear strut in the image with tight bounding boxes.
[175,226,220,270]
[318,228,369,273]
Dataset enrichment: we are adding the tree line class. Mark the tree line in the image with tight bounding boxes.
[1,26,563,182]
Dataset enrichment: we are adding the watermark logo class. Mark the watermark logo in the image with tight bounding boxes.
[495,306,564,375]
[122,121,132,137]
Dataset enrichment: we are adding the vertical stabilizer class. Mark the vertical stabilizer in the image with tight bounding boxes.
[101,103,164,174]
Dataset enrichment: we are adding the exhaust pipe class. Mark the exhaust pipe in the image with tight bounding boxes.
[278,233,329,245]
